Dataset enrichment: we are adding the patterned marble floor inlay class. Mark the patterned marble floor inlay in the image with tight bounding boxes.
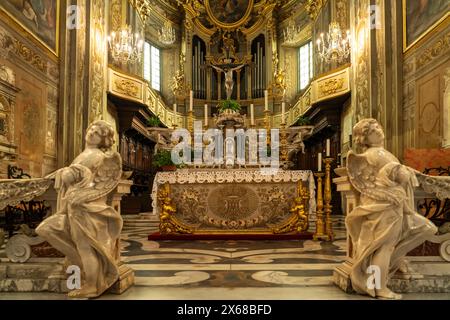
[119,215,348,288]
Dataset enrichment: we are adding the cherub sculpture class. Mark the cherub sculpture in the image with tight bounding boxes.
[346,118,450,299]
[36,120,123,298]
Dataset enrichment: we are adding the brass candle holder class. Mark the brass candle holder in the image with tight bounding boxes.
[187,110,195,133]
[280,123,288,162]
[323,157,334,241]
[313,172,327,241]
[264,109,271,145]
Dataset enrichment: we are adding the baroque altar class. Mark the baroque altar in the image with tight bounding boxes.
[151,168,316,236]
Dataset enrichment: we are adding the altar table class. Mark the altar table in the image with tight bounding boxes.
[151,169,316,236]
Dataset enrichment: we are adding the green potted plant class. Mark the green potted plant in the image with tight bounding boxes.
[147,115,162,127]
[294,115,311,126]
[218,99,241,113]
[152,149,177,171]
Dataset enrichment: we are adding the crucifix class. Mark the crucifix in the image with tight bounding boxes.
[210,63,245,100]
[208,33,248,100]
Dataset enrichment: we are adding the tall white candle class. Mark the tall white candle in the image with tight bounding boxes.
[281,102,286,124]
[189,90,193,112]
[204,104,208,127]
[318,152,322,172]
[326,139,330,157]
[250,104,255,126]
[264,90,269,111]
[173,103,177,114]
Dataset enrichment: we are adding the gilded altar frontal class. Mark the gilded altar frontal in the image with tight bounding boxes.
[0,0,449,307]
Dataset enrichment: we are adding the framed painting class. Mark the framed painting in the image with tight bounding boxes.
[403,0,450,52]
[205,0,254,30]
[0,0,60,57]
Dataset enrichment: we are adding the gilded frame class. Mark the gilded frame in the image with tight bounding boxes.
[205,0,254,30]
[402,0,450,53]
[0,0,60,57]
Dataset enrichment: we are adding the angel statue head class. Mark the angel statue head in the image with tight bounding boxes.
[85,120,115,151]
[352,118,385,153]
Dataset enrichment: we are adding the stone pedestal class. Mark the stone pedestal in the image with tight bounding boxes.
[0,258,68,293]
[333,258,450,294]
[108,263,135,295]
[333,260,354,293]
[0,258,135,295]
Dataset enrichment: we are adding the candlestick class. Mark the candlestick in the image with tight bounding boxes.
[313,172,326,241]
[250,103,255,126]
[317,153,322,172]
[189,90,193,112]
[204,104,208,127]
[326,139,330,157]
[281,102,286,124]
[187,110,194,133]
[264,90,269,111]
[323,157,334,241]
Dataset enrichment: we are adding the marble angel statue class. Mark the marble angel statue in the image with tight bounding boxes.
[35,120,123,298]
[346,118,450,299]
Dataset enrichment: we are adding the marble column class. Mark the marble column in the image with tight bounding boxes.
[349,0,403,158]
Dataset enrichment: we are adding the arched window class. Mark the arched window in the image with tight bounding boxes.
[144,42,161,91]
[298,41,313,91]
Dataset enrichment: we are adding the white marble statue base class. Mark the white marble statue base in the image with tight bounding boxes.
[0,258,68,293]
[0,258,135,295]
[108,263,135,295]
[333,258,450,294]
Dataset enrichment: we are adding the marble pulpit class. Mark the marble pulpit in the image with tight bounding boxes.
[151,169,316,236]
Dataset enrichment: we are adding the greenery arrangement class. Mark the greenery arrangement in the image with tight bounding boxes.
[152,149,176,170]
[219,99,241,113]
[147,116,162,127]
[295,115,311,126]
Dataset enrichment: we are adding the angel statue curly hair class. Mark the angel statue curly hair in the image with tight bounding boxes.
[352,118,381,153]
[86,120,115,150]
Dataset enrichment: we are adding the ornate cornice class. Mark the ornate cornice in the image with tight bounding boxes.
[305,0,324,20]
[416,32,450,70]
[128,0,152,23]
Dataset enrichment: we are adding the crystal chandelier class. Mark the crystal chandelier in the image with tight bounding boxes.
[282,19,300,46]
[158,20,176,46]
[316,22,351,63]
[107,25,144,64]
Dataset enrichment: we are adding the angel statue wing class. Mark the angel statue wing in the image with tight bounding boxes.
[70,151,122,204]
[414,170,450,201]
[346,151,404,205]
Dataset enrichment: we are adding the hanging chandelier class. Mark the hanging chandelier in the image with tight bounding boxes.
[282,19,301,46]
[316,22,351,63]
[158,20,176,46]
[107,25,144,64]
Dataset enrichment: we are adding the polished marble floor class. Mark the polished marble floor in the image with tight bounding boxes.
[1,215,449,300]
